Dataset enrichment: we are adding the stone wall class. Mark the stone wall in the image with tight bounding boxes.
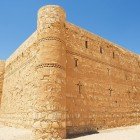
[32,5,67,140]
[0,32,38,128]
[65,22,140,136]
[0,61,5,108]
[0,4,139,140]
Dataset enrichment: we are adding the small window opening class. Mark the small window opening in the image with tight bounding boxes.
[100,47,103,54]
[107,68,110,76]
[138,61,140,68]
[125,74,128,80]
[113,52,115,59]
[127,90,130,93]
[74,58,78,67]
[108,87,113,96]
[47,25,51,28]
[85,41,88,48]
[64,23,66,28]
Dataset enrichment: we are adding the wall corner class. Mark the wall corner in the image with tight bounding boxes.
[33,5,67,139]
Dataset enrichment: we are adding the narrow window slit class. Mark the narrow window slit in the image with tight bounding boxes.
[138,61,140,68]
[76,81,83,94]
[85,41,88,48]
[113,52,115,59]
[74,58,78,67]
[125,74,128,80]
[107,68,110,76]
[100,47,103,54]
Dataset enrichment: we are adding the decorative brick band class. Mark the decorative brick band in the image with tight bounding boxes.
[36,63,65,70]
[38,37,65,45]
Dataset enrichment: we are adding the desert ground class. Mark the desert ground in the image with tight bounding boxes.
[0,125,32,140]
[67,125,140,140]
[0,124,139,140]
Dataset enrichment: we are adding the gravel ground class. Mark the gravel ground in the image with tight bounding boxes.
[67,125,140,140]
[0,124,139,140]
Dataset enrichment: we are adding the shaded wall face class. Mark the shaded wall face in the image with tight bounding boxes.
[0,40,39,128]
[0,61,5,107]
[65,23,140,135]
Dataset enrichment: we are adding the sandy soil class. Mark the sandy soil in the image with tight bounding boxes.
[0,124,139,140]
[0,125,32,140]
[67,125,140,140]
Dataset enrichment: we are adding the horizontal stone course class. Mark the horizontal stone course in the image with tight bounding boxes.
[0,4,139,140]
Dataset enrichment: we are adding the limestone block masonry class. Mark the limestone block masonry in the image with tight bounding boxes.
[0,4,139,140]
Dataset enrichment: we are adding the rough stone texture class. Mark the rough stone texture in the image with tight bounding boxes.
[0,4,139,140]
[0,32,37,129]
[0,61,5,108]
[33,5,66,140]
[65,23,140,136]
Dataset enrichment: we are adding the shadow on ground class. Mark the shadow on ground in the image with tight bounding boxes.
[66,130,99,139]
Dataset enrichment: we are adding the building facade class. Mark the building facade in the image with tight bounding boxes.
[0,5,140,140]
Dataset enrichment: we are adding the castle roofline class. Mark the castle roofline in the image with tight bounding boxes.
[39,5,65,11]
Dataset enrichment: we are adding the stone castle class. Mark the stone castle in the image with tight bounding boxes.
[0,5,140,140]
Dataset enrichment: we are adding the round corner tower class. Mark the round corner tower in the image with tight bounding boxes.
[34,5,66,140]
[37,5,66,35]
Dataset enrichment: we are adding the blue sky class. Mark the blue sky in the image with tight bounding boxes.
[0,0,140,60]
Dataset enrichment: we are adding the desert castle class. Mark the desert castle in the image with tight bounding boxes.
[0,5,139,140]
